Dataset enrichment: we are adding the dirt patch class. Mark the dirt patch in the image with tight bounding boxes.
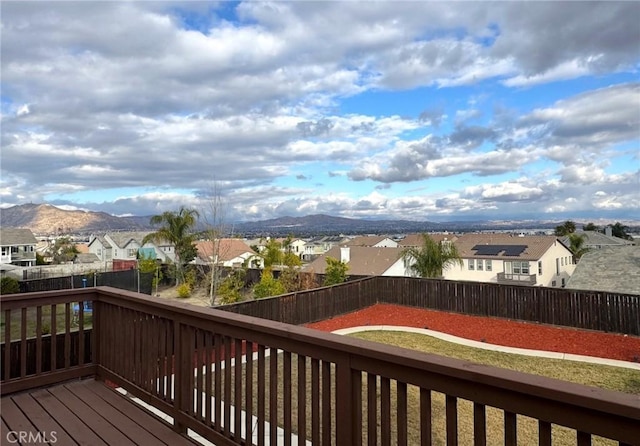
[153,285,213,307]
[306,303,640,362]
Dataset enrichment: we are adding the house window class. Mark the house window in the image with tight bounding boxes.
[468,259,475,270]
[485,260,492,271]
[477,260,483,271]
[538,261,542,275]
[506,261,529,275]
[1,247,8,256]
[561,278,566,287]
[11,246,18,253]
[127,249,137,257]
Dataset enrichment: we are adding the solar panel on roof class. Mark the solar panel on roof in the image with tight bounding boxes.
[471,244,528,256]
[503,245,527,256]
[472,245,503,255]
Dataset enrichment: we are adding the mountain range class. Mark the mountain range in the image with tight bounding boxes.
[1,203,636,237]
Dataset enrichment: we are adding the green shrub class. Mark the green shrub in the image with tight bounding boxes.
[0,277,20,295]
[217,270,245,305]
[176,283,191,298]
[253,268,286,299]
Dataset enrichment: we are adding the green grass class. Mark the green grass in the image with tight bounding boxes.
[1,304,93,341]
[351,330,640,395]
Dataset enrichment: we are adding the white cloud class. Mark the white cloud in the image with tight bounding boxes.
[1,1,638,221]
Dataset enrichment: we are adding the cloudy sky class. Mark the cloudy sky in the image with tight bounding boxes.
[1,1,639,222]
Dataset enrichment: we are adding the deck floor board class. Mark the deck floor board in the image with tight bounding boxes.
[1,379,198,446]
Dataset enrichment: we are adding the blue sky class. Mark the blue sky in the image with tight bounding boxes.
[1,1,639,223]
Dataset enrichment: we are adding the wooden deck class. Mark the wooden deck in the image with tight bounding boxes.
[1,379,198,446]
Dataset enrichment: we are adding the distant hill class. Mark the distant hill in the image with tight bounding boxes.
[0,204,151,235]
[3,203,635,237]
[233,214,446,236]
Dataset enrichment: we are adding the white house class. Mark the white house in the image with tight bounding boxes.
[444,234,576,287]
[0,228,37,267]
[195,239,260,268]
[302,236,350,261]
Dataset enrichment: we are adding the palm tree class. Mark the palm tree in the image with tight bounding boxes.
[143,207,200,285]
[554,220,577,236]
[401,234,463,278]
[568,233,589,261]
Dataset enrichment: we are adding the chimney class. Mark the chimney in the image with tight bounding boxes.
[340,246,350,263]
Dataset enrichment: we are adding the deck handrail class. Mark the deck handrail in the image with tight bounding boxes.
[2,286,639,445]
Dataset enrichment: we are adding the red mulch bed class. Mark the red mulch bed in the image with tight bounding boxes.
[306,303,640,363]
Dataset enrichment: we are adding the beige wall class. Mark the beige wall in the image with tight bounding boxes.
[443,240,576,288]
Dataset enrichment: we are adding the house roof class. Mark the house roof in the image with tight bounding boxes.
[566,246,640,295]
[106,232,153,248]
[561,231,634,248]
[196,239,254,262]
[75,243,90,254]
[453,234,564,260]
[398,233,457,247]
[0,228,37,246]
[345,235,391,247]
[74,253,101,264]
[303,246,403,276]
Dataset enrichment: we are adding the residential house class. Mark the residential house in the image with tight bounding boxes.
[285,238,307,258]
[195,239,259,268]
[566,246,640,295]
[444,234,576,287]
[88,232,176,264]
[398,233,458,248]
[303,245,408,277]
[0,228,37,267]
[562,229,634,250]
[302,235,350,261]
[345,235,398,248]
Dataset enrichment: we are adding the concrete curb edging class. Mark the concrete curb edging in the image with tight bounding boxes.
[333,325,640,370]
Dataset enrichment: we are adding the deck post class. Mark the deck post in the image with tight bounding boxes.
[173,320,187,435]
[335,352,354,446]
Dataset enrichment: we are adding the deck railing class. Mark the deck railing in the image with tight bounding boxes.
[1,286,639,445]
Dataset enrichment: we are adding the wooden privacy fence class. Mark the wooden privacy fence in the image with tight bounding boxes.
[222,276,640,335]
[1,286,639,446]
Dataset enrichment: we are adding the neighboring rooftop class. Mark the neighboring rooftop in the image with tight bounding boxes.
[453,234,564,260]
[566,246,640,295]
[398,233,457,247]
[195,239,254,262]
[0,228,38,246]
[303,246,403,276]
[561,231,634,249]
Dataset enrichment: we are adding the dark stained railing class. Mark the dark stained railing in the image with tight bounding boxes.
[223,276,640,335]
[2,286,639,445]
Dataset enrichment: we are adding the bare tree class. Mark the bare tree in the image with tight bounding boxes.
[201,182,230,306]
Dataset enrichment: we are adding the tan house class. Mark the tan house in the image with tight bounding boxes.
[303,246,408,276]
[444,234,576,287]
